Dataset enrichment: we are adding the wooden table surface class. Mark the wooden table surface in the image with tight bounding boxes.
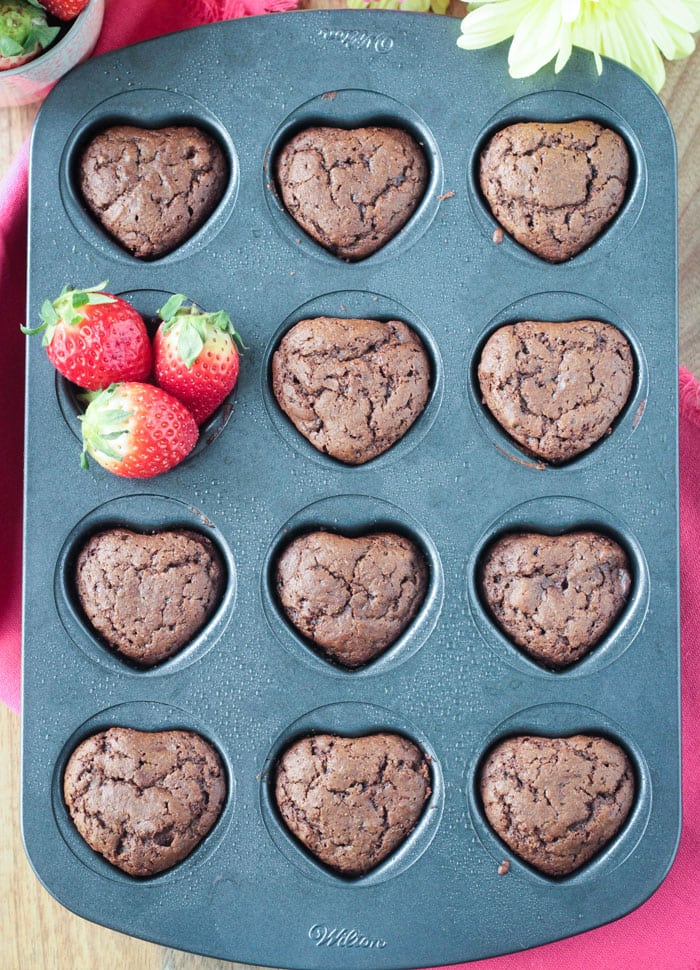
[1,5,699,968]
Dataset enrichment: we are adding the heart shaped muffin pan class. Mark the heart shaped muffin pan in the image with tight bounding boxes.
[74,527,225,667]
[477,319,634,463]
[22,11,678,970]
[274,530,429,667]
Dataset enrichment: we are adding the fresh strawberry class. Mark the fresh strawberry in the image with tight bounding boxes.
[80,383,198,478]
[38,0,88,21]
[22,282,152,390]
[0,1,59,70]
[153,295,244,425]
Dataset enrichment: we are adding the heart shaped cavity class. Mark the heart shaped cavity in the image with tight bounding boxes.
[479,120,629,262]
[63,727,226,877]
[480,531,631,668]
[480,734,635,876]
[275,531,429,667]
[271,316,431,464]
[75,528,225,667]
[79,125,227,259]
[477,319,634,463]
[275,126,428,260]
[275,733,431,876]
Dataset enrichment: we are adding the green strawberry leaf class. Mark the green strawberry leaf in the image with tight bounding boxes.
[156,297,247,359]
[0,37,24,57]
[69,282,113,310]
[20,299,58,338]
[158,294,187,324]
[89,437,123,461]
[177,324,205,369]
[41,300,59,325]
[25,24,60,52]
[80,386,131,470]
[210,310,231,331]
[95,407,133,428]
[208,308,247,350]
[77,389,103,407]
[230,326,247,351]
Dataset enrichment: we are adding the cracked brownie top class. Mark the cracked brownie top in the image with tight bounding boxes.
[477,319,634,463]
[481,531,632,668]
[275,732,431,876]
[63,727,226,877]
[75,528,225,666]
[79,125,227,259]
[271,315,431,465]
[275,530,429,667]
[479,120,629,262]
[480,734,635,876]
[275,125,428,260]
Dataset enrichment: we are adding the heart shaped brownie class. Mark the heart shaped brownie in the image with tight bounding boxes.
[271,316,431,464]
[481,531,631,667]
[275,733,431,876]
[63,727,226,877]
[275,531,428,667]
[275,126,428,260]
[478,320,634,463]
[75,528,224,667]
[79,125,227,259]
[480,735,634,876]
[480,120,629,262]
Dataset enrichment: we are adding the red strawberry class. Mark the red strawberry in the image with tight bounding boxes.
[22,282,152,390]
[38,0,88,21]
[153,295,244,425]
[80,383,198,478]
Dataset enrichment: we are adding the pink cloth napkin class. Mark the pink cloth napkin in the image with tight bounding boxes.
[1,2,699,966]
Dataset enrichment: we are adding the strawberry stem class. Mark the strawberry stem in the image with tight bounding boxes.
[157,296,247,365]
[20,282,114,343]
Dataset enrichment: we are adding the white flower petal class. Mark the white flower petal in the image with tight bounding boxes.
[560,0,580,24]
[509,1,564,76]
[571,11,603,67]
[457,0,700,89]
[646,0,700,33]
[618,9,667,90]
[458,0,535,49]
[598,16,632,66]
[554,22,574,71]
[637,0,697,59]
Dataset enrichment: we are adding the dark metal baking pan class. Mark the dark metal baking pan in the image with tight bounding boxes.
[22,11,679,968]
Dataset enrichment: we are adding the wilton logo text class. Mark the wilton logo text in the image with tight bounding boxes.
[316,28,395,53]
[309,925,388,949]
